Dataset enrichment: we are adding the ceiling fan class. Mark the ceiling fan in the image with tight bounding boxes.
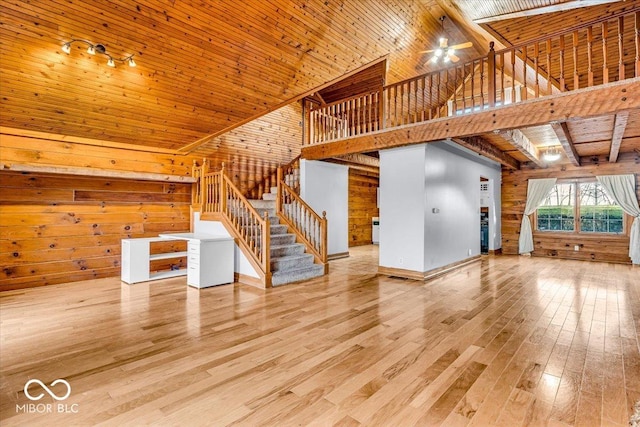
[420,16,473,64]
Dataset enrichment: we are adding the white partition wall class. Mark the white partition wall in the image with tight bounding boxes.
[379,141,501,275]
[379,145,426,272]
[300,160,349,257]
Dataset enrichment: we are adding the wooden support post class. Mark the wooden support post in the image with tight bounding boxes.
[488,42,498,107]
[263,211,271,287]
[603,21,609,84]
[610,111,629,162]
[321,211,328,271]
[619,16,625,81]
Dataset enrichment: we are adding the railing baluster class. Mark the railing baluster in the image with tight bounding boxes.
[534,42,540,97]
[618,16,625,81]
[559,35,566,90]
[587,27,594,87]
[603,21,609,84]
[546,40,552,94]
[522,45,528,100]
[635,11,640,77]
[480,58,485,108]
[573,31,580,90]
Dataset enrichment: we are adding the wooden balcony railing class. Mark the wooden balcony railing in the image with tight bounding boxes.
[276,167,328,271]
[305,8,640,145]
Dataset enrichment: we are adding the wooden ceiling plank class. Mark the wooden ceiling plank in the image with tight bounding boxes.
[449,136,520,170]
[609,111,630,162]
[550,121,581,166]
[498,129,544,167]
[178,56,388,153]
[473,0,622,24]
[301,79,640,160]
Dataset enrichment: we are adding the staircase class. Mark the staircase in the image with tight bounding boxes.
[250,187,325,286]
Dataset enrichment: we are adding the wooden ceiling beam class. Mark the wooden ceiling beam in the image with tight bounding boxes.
[302,79,640,160]
[550,122,580,166]
[333,153,380,168]
[498,129,544,168]
[449,136,520,170]
[609,111,630,163]
[473,0,622,24]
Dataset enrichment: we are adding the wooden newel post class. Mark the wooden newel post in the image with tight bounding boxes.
[276,167,283,213]
[487,41,496,108]
[263,211,271,284]
[321,211,328,265]
[220,162,226,214]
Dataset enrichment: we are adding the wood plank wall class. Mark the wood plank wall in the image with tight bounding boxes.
[0,131,198,291]
[348,169,379,247]
[501,154,640,263]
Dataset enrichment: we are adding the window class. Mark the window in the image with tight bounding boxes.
[536,181,624,234]
[579,182,624,233]
[537,183,575,231]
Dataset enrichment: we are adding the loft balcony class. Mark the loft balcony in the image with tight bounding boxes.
[301,8,640,169]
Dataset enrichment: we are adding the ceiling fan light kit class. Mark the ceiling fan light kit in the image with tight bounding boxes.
[423,16,472,65]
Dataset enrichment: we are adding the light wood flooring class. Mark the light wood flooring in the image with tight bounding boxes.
[1,246,639,426]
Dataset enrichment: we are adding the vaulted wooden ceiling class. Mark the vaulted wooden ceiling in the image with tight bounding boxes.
[1,0,638,169]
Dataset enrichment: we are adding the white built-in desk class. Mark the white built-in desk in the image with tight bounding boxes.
[121,233,234,288]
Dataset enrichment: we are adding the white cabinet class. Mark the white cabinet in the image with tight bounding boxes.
[122,234,234,287]
[160,233,234,288]
[185,238,234,288]
[121,237,187,284]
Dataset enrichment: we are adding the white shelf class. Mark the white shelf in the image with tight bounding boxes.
[149,251,188,261]
[122,235,233,287]
[150,269,187,280]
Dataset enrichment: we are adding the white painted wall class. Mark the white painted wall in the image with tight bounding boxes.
[423,142,501,269]
[379,145,426,271]
[300,160,349,256]
[378,141,501,273]
[193,212,259,278]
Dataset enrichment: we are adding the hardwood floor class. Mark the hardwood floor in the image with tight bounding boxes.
[1,246,639,426]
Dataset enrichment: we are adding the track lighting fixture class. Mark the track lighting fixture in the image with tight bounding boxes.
[60,39,136,68]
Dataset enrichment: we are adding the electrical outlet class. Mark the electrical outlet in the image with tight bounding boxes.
[574,245,580,251]
[399,257,403,265]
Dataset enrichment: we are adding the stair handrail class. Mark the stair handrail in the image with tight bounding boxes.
[200,164,271,283]
[276,167,328,270]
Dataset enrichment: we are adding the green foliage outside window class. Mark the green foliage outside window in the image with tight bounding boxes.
[536,182,624,235]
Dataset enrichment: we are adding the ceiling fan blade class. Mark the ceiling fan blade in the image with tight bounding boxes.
[418,49,435,54]
[449,53,460,63]
[450,41,473,50]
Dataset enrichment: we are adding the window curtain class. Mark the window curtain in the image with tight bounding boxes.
[519,178,557,254]
[596,174,640,265]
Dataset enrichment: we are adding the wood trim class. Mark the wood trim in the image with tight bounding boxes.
[234,272,262,288]
[0,127,182,155]
[179,56,389,154]
[377,266,425,281]
[378,255,482,281]
[473,0,622,24]
[301,78,640,160]
[327,252,350,260]
[3,163,197,183]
